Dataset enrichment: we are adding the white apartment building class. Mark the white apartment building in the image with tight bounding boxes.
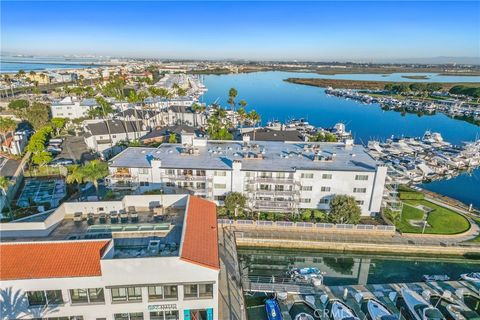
[83,119,149,158]
[106,135,387,215]
[51,97,98,119]
[0,195,219,320]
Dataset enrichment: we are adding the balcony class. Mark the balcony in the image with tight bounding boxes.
[253,199,297,211]
[162,174,210,182]
[249,189,299,197]
[108,181,139,190]
[246,176,295,184]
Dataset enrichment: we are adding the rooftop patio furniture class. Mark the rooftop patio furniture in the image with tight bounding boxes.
[110,213,119,224]
[73,212,83,223]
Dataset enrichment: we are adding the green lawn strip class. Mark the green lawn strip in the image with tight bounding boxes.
[467,218,480,243]
[397,200,470,234]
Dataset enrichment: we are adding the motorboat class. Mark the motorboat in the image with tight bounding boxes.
[367,299,399,320]
[294,313,315,320]
[287,267,322,281]
[446,304,480,320]
[330,300,359,320]
[265,298,283,320]
[461,273,480,282]
[423,275,450,282]
[401,288,445,320]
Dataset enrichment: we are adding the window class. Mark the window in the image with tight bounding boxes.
[320,198,330,204]
[321,186,331,192]
[214,183,226,189]
[355,174,369,181]
[199,284,213,298]
[166,169,175,175]
[114,313,144,320]
[127,287,142,301]
[300,198,311,203]
[27,290,63,306]
[70,288,104,304]
[111,288,127,302]
[139,168,149,174]
[276,172,285,178]
[150,311,179,320]
[353,188,367,193]
[214,195,226,201]
[322,174,332,179]
[45,290,64,305]
[356,200,365,205]
[274,185,284,191]
[259,184,270,191]
[112,135,117,138]
[27,291,47,306]
[301,173,314,179]
[214,170,226,176]
[148,285,177,301]
[87,288,105,303]
[183,284,198,299]
[301,186,313,191]
[184,283,214,299]
[140,181,150,186]
[70,289,89,304]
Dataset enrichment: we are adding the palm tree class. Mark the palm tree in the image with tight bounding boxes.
[66,165,84,199]
[95,97,114,149]
[248,110,261,141]
[3,74,13,97]
[237,100,248,130]
[81,160,109,199]
[0,176,13,220]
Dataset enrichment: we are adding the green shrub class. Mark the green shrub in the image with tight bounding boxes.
[399,192,424,200]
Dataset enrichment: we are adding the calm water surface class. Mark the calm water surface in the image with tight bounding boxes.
[238,248,480,286]
[202,71,480,207]
[0,61,95,73]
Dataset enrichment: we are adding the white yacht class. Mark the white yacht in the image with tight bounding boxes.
[461,273,480,282]
[446,304,480,320]
[367,299,399,320]
[401,288,445,320]
[331,301,359,320]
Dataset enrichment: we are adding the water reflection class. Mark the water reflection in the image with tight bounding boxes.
[238,248,480,286]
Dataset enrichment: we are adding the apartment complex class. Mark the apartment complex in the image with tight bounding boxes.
[0,195,219,320]
[51,97,98,119]
[107,135,387,215]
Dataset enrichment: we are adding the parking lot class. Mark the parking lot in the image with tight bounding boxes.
[53,135,96,164]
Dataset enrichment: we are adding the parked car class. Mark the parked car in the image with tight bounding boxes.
[46,146,62,154]
[49,158,75,166]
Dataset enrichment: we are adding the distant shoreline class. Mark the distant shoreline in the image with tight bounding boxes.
[284,77,480,90]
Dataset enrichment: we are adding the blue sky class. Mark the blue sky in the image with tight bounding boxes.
[1,1,479,61]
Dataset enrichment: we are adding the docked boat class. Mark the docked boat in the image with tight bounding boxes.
[266,298,283,320]
[287,267,322,281]
[331,301,359,320]
[294,313,315,320]
[367,299,399,320]
[446,303,480,320]
[461,273,480,282]
[423,275,450,282]
[401,288,445,320]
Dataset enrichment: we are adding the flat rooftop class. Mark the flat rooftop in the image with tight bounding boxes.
[0,195,220,272]
[109,140,379,172]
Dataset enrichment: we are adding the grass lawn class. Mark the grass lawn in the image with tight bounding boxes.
[397,200,470,235]
[468,218,480,243]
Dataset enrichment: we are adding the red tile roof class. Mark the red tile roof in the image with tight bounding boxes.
[180,196,220,270]
[0,241,110,280]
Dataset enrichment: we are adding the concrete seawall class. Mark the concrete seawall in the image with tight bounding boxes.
[236,237,480,256]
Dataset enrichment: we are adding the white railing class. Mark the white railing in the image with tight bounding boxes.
[218,219,396,234]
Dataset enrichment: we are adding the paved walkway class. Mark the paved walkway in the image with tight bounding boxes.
[218,226,247,320]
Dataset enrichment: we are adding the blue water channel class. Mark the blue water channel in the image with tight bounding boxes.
[202,71,480,208]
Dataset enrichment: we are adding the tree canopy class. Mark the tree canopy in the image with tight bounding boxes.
[224,192,248,216]
[328,195,362,224]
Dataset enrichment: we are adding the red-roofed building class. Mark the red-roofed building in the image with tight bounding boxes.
[180,196,220,270]
[0,194,220,320]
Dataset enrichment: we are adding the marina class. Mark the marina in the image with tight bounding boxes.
[324,87,480,126]
[238,248,480,320]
